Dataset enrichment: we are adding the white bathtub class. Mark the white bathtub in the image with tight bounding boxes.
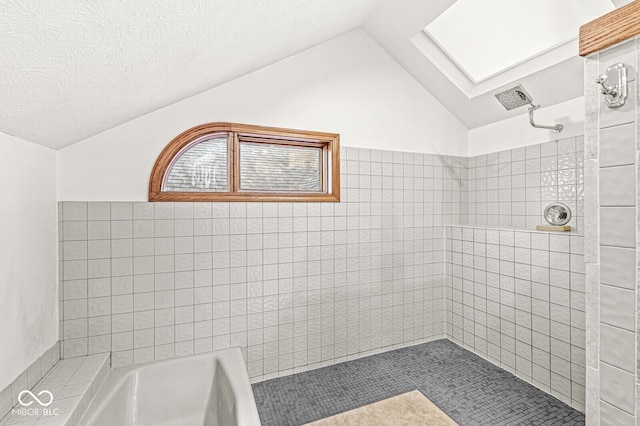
[78,348,261,426]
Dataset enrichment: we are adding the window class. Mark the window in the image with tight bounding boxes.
[149,122,340,202]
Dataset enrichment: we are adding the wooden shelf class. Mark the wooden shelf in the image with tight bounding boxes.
[580,1,640,57]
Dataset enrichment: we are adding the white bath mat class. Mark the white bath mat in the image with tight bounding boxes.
[303,390,458,426]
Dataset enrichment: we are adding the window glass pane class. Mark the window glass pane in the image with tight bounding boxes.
[163,134,228,192]
[240,142,322,192]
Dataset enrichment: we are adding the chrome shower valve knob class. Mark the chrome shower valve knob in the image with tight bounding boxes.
[544,203,571,226]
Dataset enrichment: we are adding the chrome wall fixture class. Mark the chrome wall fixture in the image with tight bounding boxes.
[544,202,571,226]
[595,62,628,108]
[528,104,563,133]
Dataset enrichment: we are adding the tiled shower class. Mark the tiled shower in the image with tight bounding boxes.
[57,136,586,411]
[4,3,640,425]
[451,136,586,411]
[58,148,468,382]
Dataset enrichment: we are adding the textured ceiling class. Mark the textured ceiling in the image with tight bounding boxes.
[0,0,383,149]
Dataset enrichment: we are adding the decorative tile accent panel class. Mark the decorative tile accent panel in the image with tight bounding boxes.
[445,225,586,412]
[468,137,584,232]
[0,353,109,426]
[58,147,469,382]
[584,36,639,425]
[0,342,60,423]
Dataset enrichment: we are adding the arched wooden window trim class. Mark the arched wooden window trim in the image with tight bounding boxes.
[149,122,340,202]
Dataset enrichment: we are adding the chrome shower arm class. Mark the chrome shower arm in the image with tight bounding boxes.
[528,104,563,133]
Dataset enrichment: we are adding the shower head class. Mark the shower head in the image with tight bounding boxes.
[495,84,563,132]
[495,84,534,110]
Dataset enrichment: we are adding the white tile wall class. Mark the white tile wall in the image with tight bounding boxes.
[57,140,588,411]
[58,147,469,382]
[445,225,586,412]
[585,36,639,425]
[468,137,584,232]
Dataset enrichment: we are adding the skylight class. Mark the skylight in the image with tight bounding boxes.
[423,0,614,84]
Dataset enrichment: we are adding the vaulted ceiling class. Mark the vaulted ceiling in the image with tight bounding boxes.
[363,0,623,130]
[0,0,631,150]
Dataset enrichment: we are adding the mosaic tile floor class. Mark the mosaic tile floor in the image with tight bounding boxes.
[252,339,585,426]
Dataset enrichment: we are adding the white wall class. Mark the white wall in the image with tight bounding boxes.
[57,29,469,201]
[468,96,585,156]
[0,133,58,390]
